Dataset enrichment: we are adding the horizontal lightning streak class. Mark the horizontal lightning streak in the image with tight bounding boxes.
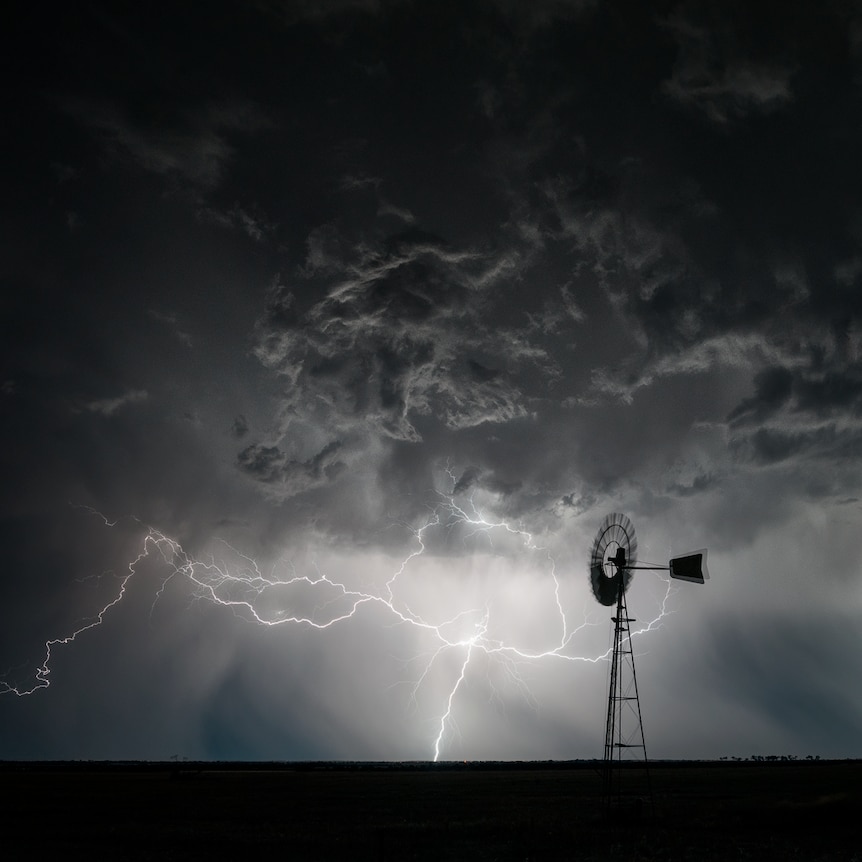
[1,494,675,759]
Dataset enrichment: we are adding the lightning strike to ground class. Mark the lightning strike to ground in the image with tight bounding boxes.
[1,490,674,760]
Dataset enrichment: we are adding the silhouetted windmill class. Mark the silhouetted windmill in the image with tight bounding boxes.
[589,513,708,815]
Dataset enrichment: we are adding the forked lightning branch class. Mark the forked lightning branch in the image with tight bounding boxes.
[0,494,678,760]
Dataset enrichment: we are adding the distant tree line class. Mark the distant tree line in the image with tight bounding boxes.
[718,755,821,762]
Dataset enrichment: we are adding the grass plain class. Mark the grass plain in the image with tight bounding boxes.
[2,760,859,860]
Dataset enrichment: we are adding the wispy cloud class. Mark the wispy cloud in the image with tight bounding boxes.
[149,310,193,347]
[660,8,795,123]
[65,98,271,188]
[196,201,275,242]
[83,389,148,417]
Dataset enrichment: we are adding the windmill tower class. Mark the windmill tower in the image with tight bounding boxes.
[589,513,708,816]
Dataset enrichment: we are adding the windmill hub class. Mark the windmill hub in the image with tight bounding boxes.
[608,546,627,571]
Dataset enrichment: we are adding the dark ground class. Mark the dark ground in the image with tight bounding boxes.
[1,760,859,860]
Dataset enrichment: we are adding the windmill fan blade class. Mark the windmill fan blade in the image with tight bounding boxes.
[591,565,624,606]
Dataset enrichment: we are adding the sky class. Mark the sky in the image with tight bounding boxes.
[2,0,861,762]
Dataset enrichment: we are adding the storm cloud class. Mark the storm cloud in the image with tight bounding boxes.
[2,0,861,761]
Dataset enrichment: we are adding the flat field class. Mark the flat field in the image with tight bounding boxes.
[2,760,859,860]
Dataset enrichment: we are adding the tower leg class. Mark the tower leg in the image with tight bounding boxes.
[601,582,654,818]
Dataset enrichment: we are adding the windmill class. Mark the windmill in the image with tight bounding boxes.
[589,513,708,815]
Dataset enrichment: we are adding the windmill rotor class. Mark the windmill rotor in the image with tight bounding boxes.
[589,512,638,606]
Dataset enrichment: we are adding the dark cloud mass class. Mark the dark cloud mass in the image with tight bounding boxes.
[1,0,861,761]
[253,227,533,444]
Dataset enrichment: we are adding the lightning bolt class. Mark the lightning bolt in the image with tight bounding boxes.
[2,484,675,760]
